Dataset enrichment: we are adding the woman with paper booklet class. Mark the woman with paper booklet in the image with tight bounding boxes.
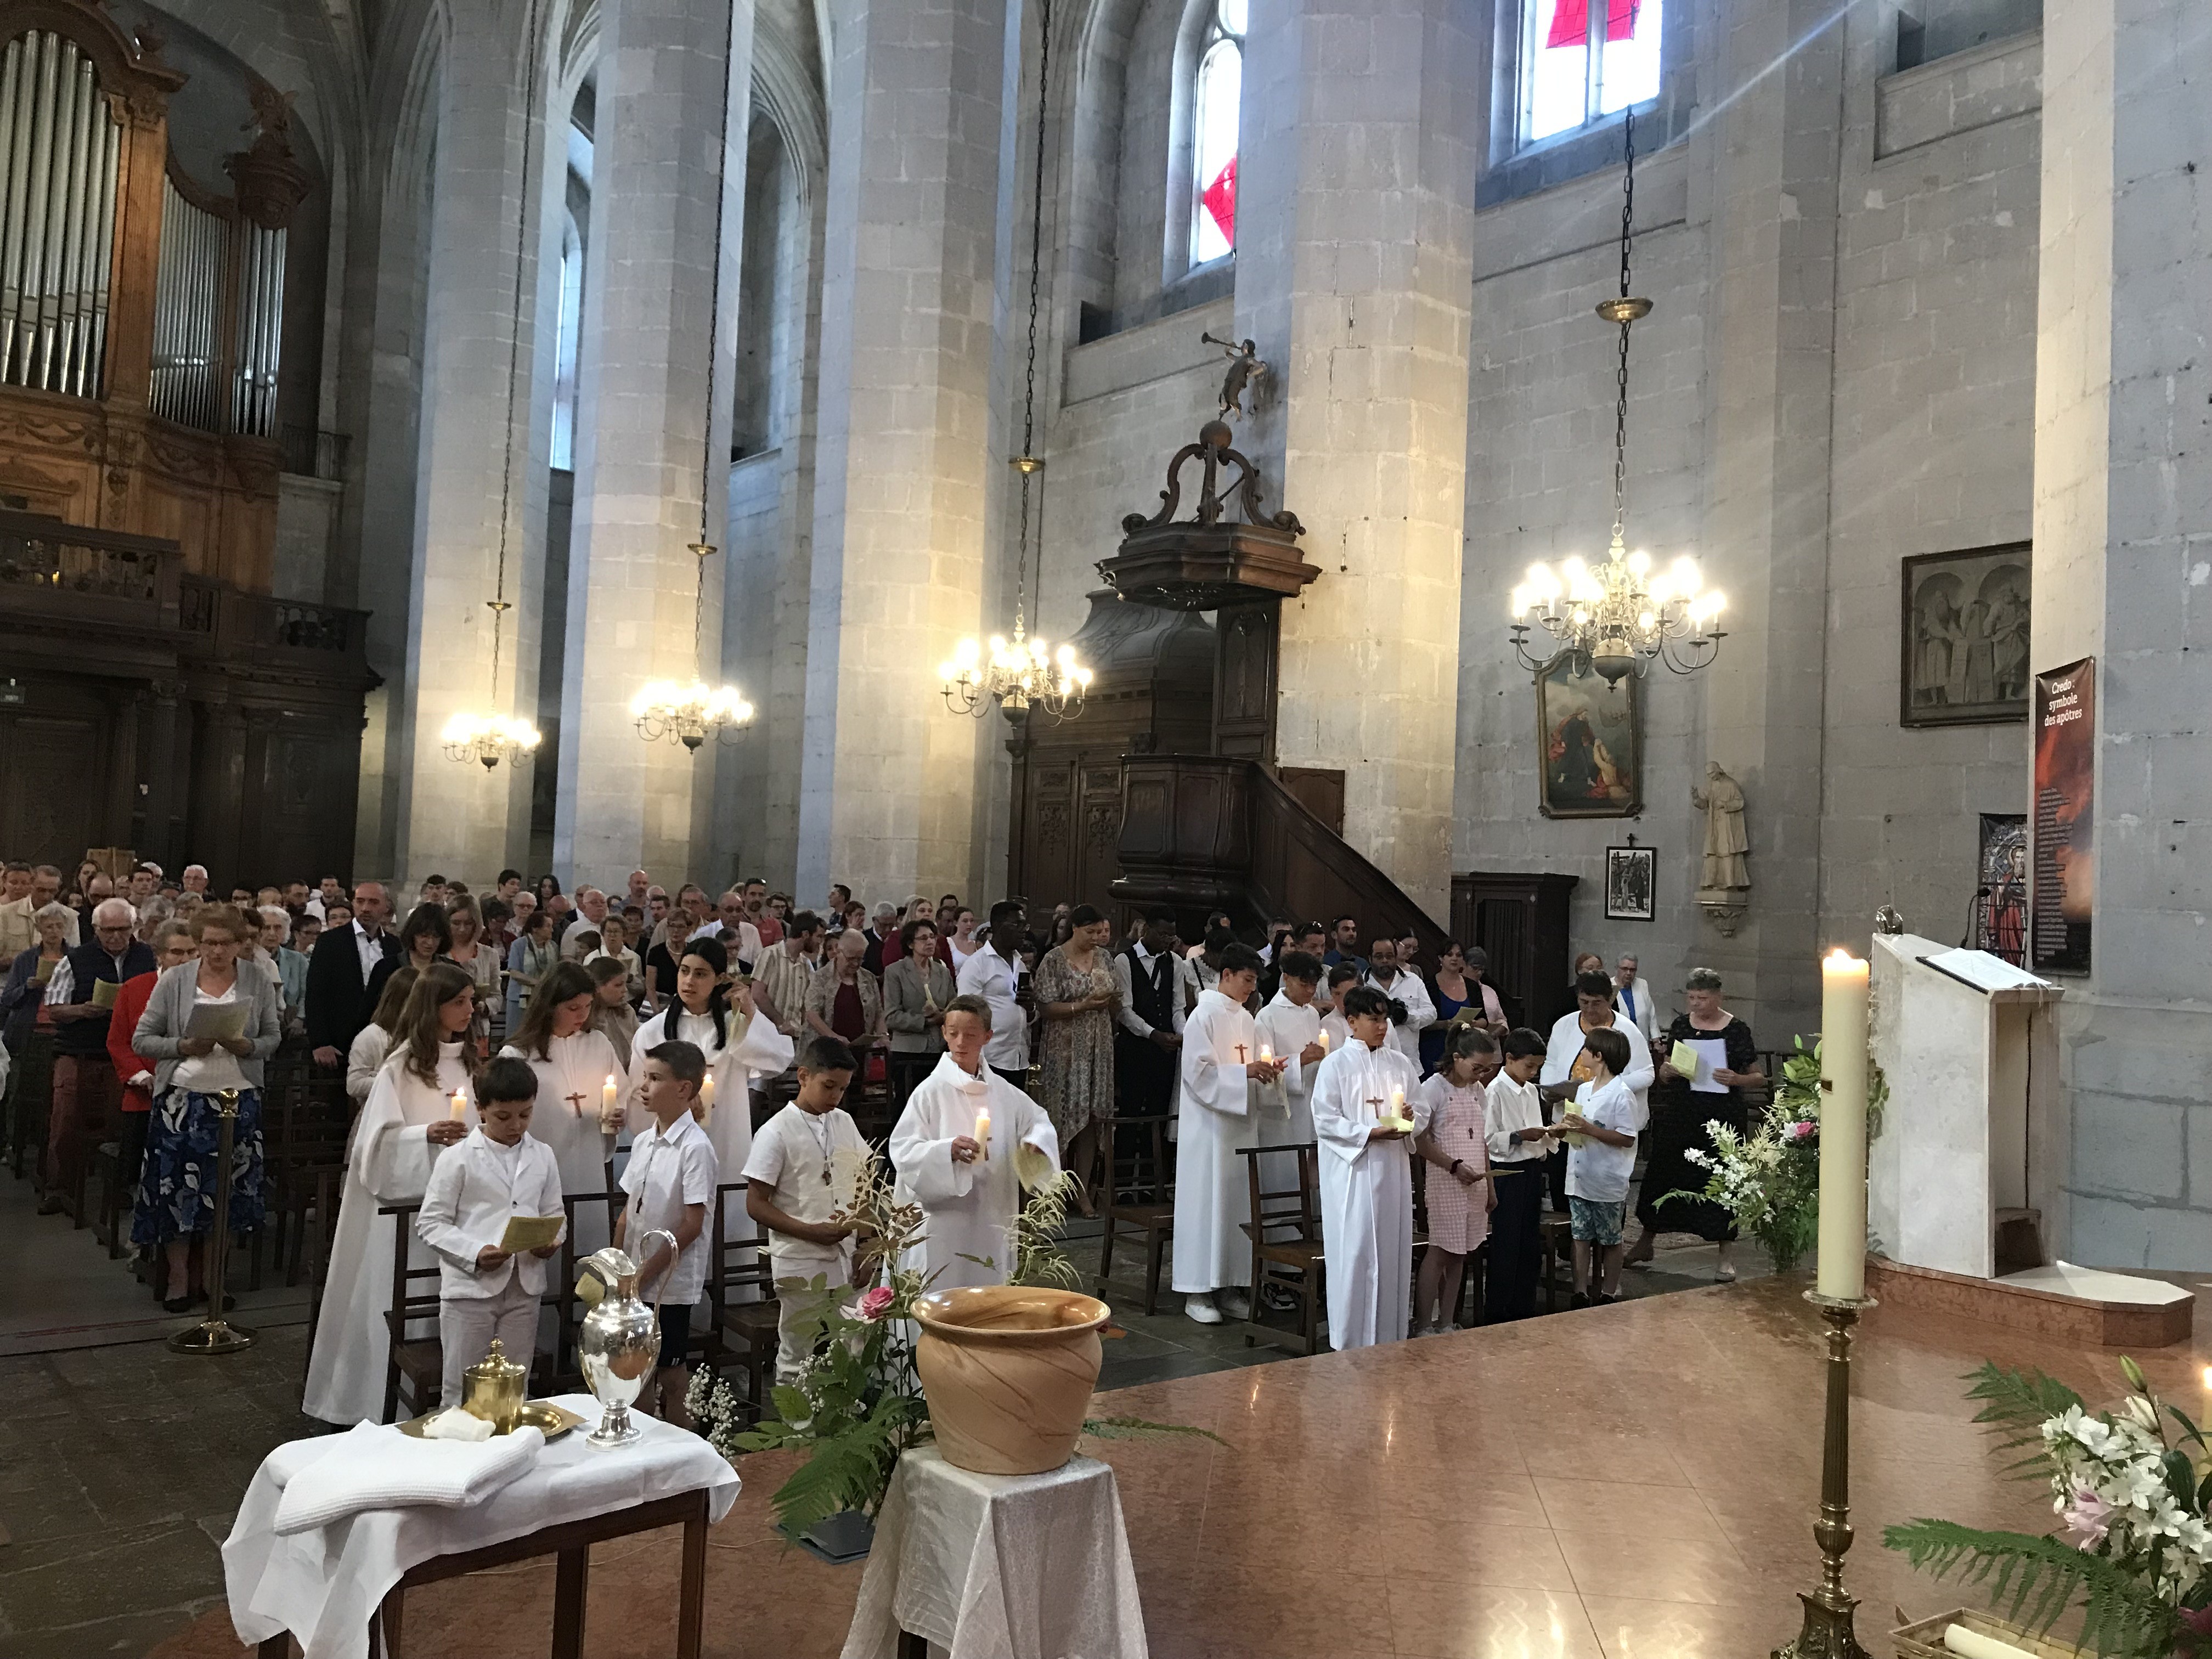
[129,905,283,1312]
[1625,967,1762,1281]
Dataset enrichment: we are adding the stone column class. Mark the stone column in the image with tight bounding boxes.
[1232,0,1481,921]
[395,5,556,886]
[1692,1,1847,1039]
[2031,0,2212,1268]
[555,0,752,888]
[793,0,1013,906]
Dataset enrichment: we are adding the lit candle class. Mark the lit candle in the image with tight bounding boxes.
[975,1107,991,1160]
[1317,1029,1330,1053]
[449,1088,467,1121]
[601,1073,618,1118]
[1816,947,1871,1300]
[698,1071,715,1124]
[1259,1043,1272,1064]
[1390,1084,1406,1128]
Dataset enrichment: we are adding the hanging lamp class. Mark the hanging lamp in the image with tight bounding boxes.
[940,0,1091,721]
[1508,108,1725,686]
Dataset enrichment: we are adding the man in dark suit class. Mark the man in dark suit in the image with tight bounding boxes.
[306,880,399,1067]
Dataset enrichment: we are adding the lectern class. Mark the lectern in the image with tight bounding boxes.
[1866,932,2192,1345]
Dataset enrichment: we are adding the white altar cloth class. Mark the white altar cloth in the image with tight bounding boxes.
[224,1395,740,1659]
[842,1444,1147,1659]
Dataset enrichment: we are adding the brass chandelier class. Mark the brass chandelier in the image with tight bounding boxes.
[1509,108,1724,686]
[940,0,1090,721]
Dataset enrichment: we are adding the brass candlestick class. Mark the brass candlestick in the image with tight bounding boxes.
[1773,1290,1876,1658]
[170,1087,258,1356]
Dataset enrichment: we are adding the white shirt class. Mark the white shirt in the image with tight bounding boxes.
[352,920,386,983]
[1566,1075,1639,1204]
[1485,1071,1552,1164]
[744,1104,867,1268]
[1360,967,1435,1068]
[416,1129,565,1300]
[620,1110,718,1307]
[714,921,764,966]
[170,980,249,1094]
[1539,1010,1656,1128]
[956,943,1028,1071]
[1111,945,1186,1040]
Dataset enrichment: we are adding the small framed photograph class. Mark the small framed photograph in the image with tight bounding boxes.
[1604,844,1656,922]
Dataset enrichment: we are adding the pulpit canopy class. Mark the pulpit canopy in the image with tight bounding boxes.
[1098,420,1319,610]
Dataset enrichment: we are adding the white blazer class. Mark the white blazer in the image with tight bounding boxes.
[1613,976,1661,1043]
[415,1129,566,1301]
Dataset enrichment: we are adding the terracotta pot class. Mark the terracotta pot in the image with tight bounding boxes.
[913,1285,1111,1475]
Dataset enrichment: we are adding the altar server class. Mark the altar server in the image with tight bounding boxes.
[1171,944,1283,1325]
[500,961,622,1255]
[616,1041,717,1428]
[1251,949,1327,1191]
[1310,984,1423,1350]
[416,1058,564,1407]
[890,994,1059,1290]
[626,935,793,1244]
[303,962,477,1425]
[1318,963,1358,1052]
[744,1036,868,1384]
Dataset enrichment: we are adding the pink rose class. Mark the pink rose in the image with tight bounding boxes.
[1786,1120,1817,1142]
[854,1285,895,1322]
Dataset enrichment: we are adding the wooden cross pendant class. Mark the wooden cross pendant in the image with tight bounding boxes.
[1365,1095,1387,1120]
[1234,1044,1247,1062]
[565,1091,588,1118]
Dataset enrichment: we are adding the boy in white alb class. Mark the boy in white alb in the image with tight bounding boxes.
[616,1040,718,1428]
[1171,943,1285,1325]
[416,1057,565,1407]
[1561,1024,1639,1308]
[744,1036,868,1384]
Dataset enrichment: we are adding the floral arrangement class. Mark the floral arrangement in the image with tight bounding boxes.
[689,1143,1218,1540]
[1884,1358,2212,1657]
[1662,1037,1887,1273]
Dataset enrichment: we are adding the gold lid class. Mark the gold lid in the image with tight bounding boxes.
[464,1336,527,1385]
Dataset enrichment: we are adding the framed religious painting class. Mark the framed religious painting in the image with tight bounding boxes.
[1900,544,2031,727]
[1604,844,1655,921]
[1536,654,1642,818]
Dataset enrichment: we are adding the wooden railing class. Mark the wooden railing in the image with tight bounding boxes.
[1111,754,1453,954]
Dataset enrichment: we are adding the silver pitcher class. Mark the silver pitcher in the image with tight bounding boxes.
[574,1233,675,1448]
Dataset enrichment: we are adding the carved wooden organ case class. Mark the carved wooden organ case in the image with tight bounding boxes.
[0,0,308,590]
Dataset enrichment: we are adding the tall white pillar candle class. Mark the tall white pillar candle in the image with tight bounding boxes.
[1816,949,1870,1299]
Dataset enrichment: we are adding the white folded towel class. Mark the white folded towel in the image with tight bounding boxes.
[423,1408,494,1442]
[273,1421,545,1536]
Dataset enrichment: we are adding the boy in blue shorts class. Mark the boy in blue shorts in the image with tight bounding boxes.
[1560,1025,1638,1308]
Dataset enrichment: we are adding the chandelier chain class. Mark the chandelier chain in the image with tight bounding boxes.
[1612,105,1634,543]
[488,0,546,706]
[695,0,740,669]
[1012,0,1052,636]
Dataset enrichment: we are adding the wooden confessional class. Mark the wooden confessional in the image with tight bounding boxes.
[1007,420,1453,953]
[0,0,374,884]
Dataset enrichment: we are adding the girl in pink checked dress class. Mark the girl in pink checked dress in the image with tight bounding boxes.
[1410,1025,1501,1335]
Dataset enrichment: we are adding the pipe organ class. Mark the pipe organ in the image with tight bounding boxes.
[0,0,311,590]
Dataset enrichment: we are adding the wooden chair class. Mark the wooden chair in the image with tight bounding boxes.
[707,1182,780,1418]
[257,1070,350,1289]
[5,1026,54,1179]
[1094,1112,1173,1315]
[300,1164,346,1397]
[1237,1141,1325,1356]
[93,1138,126,1256]
[1538,1212,1575,1314]
[379,1204,445,1423]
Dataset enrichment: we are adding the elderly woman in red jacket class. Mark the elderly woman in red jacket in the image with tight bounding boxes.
[105,921,196,1269]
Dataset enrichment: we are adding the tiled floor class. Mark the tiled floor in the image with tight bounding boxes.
[6,1153,2201,1659]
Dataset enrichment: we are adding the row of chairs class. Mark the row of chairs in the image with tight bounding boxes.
[364,1182,785,1425]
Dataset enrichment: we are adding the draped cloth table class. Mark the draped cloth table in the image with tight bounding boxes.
[224,1395,740,1659]
[842,1445,1147,1659]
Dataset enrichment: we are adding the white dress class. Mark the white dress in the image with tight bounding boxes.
[625,1001,794,1248]
[1252,991,1323,1195]
[499,1027,622,1256]
[889,1054,1059,1291]
[1170,988,1259,1295]
[1309,1037,1422,1351]
[303,1042,475,1424]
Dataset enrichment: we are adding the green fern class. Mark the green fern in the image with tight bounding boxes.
[1961,1362,2086,1481]
[1882,1520,2178,1657]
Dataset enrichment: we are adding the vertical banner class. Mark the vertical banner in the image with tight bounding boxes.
[2031,657,2095,974]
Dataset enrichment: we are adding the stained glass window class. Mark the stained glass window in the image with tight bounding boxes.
[1190,0,1244,266]
[1522,0,1661,144]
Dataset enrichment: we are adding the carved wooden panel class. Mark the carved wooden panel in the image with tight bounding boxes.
[0,708,109,866]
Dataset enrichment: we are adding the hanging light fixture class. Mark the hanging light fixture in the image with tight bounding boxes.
[941,0,1090,722]
[1509,109,1725,686]
[634,19,752,754]
[444,0,544,771]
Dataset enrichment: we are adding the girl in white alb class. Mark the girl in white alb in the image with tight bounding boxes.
[501,960,623,1256]
[303,962,479,1425]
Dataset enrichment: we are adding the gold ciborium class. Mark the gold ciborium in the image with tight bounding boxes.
[460,1338,529,1433]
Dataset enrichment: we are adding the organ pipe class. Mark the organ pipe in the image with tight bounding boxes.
[0,30,118,398]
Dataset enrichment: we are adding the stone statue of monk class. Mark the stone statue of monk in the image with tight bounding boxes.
[1694,762,1750,899]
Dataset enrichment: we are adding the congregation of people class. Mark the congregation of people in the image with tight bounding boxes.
[0,851,1767,1424]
